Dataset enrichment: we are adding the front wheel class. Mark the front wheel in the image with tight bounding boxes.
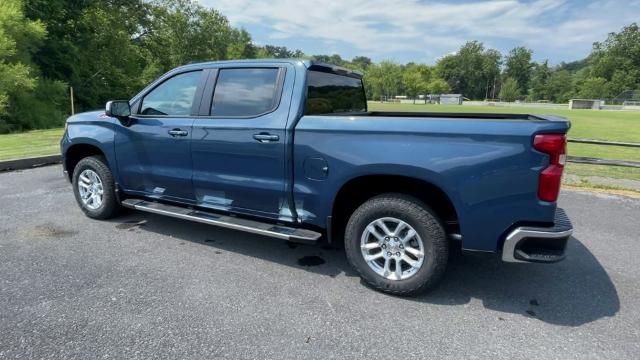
[344,193,448,296]
[72,155,121,219]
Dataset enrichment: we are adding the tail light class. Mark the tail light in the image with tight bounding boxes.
[533,134,566,202]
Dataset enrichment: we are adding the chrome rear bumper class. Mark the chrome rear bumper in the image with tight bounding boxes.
[502,208,573,263]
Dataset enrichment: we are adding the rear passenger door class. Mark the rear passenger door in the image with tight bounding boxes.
[191,65,293,220]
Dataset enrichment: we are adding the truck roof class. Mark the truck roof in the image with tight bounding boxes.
[175,59,363,79]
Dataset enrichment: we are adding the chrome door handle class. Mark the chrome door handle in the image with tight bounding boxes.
[253,133,279,143]
[168,129,188,137]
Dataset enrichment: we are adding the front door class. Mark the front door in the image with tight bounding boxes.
[115,70,205,202]
[191,66,292,219]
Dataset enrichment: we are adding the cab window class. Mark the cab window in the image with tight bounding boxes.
[211,68,280,117]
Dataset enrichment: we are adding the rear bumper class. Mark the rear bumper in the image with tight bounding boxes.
[502,208,573,263]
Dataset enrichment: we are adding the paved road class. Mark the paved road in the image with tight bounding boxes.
[1,166,639,359]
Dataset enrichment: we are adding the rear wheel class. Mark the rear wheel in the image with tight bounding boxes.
[72,156,121,219]
[344,193,448,296]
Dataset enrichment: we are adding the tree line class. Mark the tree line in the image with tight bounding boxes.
[1,0,638,132]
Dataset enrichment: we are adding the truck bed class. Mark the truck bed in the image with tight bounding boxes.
[367,111,567,122]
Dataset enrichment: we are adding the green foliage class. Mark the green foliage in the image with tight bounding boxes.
[9,78,68,130]
[143,0,251,73]
[504,47,533,94]
[547,70,575,103]
[402,64,430,102]
[428,78,449,95]
[351,56,372,70]
[364,60,402,100]
[589,23,640,98]
[578,77,608,99]
[257,45,304,59]
[528,60,551,100]
[435,41,500,100]
[0,0,58,132]
[498,77,520,102]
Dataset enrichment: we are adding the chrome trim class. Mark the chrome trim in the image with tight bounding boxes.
[502,227,573,263]
[121,199,321,243]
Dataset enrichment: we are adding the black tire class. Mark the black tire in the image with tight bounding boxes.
[344,193,448,296]
[72,155,121,220]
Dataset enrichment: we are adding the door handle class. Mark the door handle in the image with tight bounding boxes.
[253,133,279,143]
[168,129,188,137]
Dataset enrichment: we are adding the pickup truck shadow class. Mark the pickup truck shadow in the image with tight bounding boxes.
[426,238,619,326]
[117,213,618,327]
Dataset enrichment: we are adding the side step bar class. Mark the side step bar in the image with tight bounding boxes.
[121,199,322,244]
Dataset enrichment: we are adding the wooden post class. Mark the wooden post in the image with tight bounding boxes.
[70,86,75,115]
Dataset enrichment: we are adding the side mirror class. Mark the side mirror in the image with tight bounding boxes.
[105,100,131,118]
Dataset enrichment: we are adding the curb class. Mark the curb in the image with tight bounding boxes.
[0,155,61,172]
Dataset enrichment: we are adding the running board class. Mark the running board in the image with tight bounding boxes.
[121,199,322,244]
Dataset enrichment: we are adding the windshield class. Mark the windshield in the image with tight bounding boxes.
[305,70,367,115]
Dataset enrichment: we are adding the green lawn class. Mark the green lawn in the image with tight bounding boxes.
[565,162,640,181]
[0,128,64,161]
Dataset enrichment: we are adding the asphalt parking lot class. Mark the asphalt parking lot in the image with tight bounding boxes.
[1,165,639,359]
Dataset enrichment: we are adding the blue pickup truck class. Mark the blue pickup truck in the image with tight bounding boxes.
[61,59,573,295]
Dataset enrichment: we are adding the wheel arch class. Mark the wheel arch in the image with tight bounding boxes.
[330,172,461,246]
[63,143,108,181]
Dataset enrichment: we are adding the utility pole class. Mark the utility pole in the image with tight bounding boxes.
[70,86,75,115]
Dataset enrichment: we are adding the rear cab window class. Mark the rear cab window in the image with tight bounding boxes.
[305,70,367,115]
[211,68,282,117]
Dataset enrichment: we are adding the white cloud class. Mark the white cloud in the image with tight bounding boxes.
[201,0,640,62]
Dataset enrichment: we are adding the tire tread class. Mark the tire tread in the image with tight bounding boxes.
[72,155,121,219]
[344,193,448,296]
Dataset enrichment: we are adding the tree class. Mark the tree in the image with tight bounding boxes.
[435,41,501,99]
[226,29,257,60]
[547,70,575,103]
[528,60,552,100]
[499,77,520,102]
[257,45,301,58]
[363,60,402,101]
[504,47,533,94]
[24,0,151,113]
[379,60,402,100]
[589,23,640,97]
[482,49,501,99]
[351,56,372,70]
[428,78,449,95]
[402,64,430,103]
[312,54,346,66]
[143,0,239,72]
[0,0,62,132]
[578,77,608,99]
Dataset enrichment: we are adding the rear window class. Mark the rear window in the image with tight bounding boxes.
[305,70,366,115]
[211,68,280,117]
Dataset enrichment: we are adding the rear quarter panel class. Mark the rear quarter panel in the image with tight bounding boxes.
[293,115,570,251]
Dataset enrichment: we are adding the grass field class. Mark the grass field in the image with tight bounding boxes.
[0,104,638,187]
[0,128,64,161]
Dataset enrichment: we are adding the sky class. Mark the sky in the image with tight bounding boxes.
[201,0,640,65]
